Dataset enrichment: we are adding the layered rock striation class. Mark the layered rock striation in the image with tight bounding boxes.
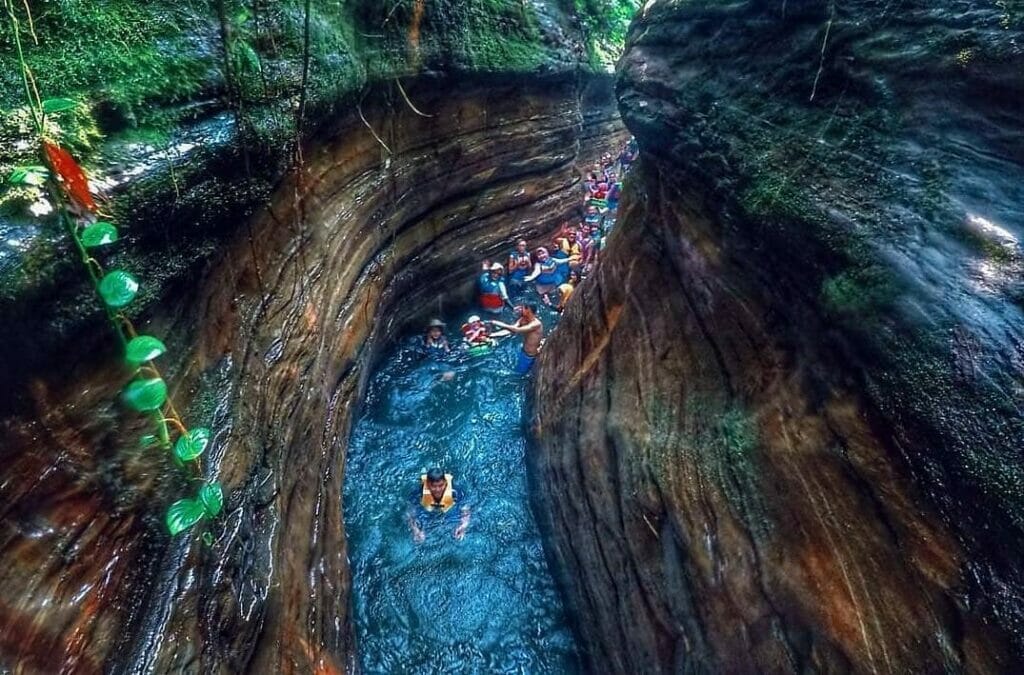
[0,72,624,671]
[533,1,1024,672]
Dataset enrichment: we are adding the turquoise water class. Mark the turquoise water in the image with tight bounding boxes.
[343,299,579,673]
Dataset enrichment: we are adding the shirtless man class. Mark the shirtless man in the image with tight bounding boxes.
[491,304,544,374]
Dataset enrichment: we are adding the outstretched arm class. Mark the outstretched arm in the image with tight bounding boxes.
[454,507,471,540]
[524,263,542,282]
[491,318,540,334]
[407,509,425,542]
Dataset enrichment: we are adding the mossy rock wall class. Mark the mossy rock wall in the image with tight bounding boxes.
[0,0,637,389]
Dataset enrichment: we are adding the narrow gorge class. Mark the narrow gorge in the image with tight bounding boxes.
[1,1,1022,674]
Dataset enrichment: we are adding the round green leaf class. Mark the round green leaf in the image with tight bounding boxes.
[125,335,166,365]
[80,222,118,248]
[42,98,77,114]
[98,270,139,308]
[199,482,224,518]
[123,377,167,412]
[174,427,211,462]
[166,498,206,536]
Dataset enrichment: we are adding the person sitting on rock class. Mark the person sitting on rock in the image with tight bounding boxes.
[461,315,492,347]
[424,318,449,355]
[506,240,533,297]
[491,303,544,375]
[408,467,471,542]
[478,261,511,314]
[525,246,570,298]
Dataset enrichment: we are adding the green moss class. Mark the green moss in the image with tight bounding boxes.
[461,29,553,71]
[645,393,769,540]
[738,169,817,224]
[0,1,215,125]
[821,264,896,319]
[695,400,770,541]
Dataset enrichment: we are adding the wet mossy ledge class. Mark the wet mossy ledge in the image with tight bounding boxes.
[0,0,637,389]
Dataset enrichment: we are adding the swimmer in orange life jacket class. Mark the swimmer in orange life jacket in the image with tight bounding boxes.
[407,467,471,542]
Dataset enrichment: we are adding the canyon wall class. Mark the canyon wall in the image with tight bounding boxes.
[533,1,1024,672]
[0,0,633,664]
[0,71,622,673]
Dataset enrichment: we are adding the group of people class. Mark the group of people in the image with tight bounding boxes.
[409,139,634,540]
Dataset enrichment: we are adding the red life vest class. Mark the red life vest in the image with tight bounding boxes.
[480,292,503,310]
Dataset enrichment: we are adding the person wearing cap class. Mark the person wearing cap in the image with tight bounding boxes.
[478,260,511,314]
[407,467,471,542]
[424,318,449,355]
[461,315,492,346]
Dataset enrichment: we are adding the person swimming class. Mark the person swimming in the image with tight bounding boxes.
[407,467,471,541]
[478,261,511,314]
[491,303,543,375]
[461,315,492,347]
[424,318,449,355]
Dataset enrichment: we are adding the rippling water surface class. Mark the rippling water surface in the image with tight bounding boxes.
[344,299,579,674]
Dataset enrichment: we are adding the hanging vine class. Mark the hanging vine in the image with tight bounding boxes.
[3,0,223,540]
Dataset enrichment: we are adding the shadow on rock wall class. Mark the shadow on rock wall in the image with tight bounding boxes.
[533,1,1024,672]
[0,73,624,672]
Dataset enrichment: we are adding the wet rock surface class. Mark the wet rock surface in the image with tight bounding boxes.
[0,73,624,672]
[533,1,1024,672]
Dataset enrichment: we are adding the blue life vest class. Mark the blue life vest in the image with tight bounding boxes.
[536,259,560,285]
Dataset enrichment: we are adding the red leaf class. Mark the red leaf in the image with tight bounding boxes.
[42,141,97,213]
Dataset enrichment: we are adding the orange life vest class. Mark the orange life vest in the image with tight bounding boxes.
[420,473,456,513]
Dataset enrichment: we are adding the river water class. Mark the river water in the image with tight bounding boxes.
[343,298,579,673]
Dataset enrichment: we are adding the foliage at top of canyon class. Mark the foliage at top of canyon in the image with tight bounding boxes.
[0,0,636,380]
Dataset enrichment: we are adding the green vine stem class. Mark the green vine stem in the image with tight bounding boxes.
[5,0,223,538]
[3,0,41,132]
